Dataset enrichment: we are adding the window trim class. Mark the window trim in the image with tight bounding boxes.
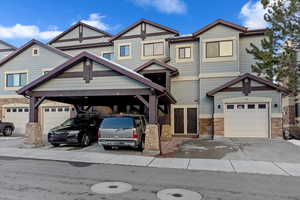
[42,68,54,75]
[202,36,237,63]
[175,43,194,63]
[117,43,132,60]
[101,50,114,60]
[141,39,165,60]
[4,70,28,90]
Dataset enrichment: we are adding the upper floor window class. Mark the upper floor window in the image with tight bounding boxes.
[120,45,130,57]
[6,73,27,87]
[206,40,233,58]
[102,52,114,60]
[32,48,39,56]
[143,42,164,57]
[178,47,191,59]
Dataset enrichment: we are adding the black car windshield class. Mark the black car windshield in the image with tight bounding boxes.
[101,117,134,129]
[61,118,85,127]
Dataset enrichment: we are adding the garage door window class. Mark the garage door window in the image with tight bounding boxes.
[6,108,11,112]
[64,107,70,112]
[237,104,245,109]
[227,104,234,109]
[247,104,255,109]
[258,104,266,109]
[18,108,23,112]
[58,108,63,112]
[24,108,29,112]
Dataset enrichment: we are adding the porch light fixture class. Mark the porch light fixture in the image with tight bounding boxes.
[274,103,278,108]
[217,104,221,109]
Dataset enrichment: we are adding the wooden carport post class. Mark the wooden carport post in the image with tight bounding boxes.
[144,94,160,154]
[25,96,44,146]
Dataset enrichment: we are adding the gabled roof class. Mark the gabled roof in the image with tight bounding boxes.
[0,39,72,67]
[48,21,113,44]
[193,19,248,37]
[207,73,290,96]
[110,18,179,41]
[134,59,178,76]
[0,40,17,50]
[17,51,167,95]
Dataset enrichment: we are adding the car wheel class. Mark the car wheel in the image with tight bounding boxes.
[103,145,112,150]
[81,134,90,147]
[3,127,13,136]
[283,129,293,140]
[51,143,60,147]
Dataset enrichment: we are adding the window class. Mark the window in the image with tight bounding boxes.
[43,71,50,75]
[120,45,130,57]
[58,108,63,112]
[237,104,245,109]
[178,47,191,59]
[248,104,255,109]
[32,48,39,56]
[18,108,23,112]
[45,108,50,112]
[227,105,234,110]
[24,108,29,112]
[6,108,11,112]
[143,42,164,57]
[258,104,266,109]
[206,40,233,58]
[102,52,114,60]
[64,107,70,112]
[6,73,27,87]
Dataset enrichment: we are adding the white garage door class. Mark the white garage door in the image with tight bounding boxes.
[224,103,269,138]
[42,107,71,134]
[3,107,29,135]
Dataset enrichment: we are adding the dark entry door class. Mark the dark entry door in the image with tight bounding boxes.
[173,106,198,135]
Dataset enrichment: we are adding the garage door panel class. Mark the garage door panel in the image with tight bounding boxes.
[43,107,71,134]
[224,103,269,138]
[4,107,29,135]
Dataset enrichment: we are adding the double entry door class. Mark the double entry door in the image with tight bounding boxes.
[172,105,198,135]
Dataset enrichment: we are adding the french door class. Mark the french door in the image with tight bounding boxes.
[172,105,198,135]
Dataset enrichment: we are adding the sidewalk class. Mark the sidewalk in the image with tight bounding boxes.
[0,147,300,177]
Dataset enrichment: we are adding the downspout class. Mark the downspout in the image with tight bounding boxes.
[212,97,215,140]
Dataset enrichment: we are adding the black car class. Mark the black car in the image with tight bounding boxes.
[48,117,101,147]
[0,120,15,136]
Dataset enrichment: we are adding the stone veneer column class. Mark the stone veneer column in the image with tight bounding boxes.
[160,124,172,141]
[25,122,43,147]
[271,118,283,138]
[144,124,160,153]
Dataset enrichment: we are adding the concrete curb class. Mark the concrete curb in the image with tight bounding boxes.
[0,147,299,177]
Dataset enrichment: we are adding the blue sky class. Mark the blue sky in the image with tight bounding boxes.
[0,0,266,47]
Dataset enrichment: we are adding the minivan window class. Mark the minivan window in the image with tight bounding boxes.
[101,117,134,129]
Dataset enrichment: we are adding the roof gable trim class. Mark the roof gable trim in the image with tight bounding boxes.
[17,52,166,95]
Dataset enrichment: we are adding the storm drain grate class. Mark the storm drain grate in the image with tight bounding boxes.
[157,189,202,200]
[91,182,132,194]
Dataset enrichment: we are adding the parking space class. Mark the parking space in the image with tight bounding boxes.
[161,137,300,163]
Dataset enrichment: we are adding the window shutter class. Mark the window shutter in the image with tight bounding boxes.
[206,42,219,58]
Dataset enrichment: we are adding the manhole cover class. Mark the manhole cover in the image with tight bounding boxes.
[157,189,202,200]
[91,182,132,194]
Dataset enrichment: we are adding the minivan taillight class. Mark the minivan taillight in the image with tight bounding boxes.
[98,130,101,138]
[132,128,139,139]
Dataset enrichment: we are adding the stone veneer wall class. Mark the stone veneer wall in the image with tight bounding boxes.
[271,118,283,138]
[199,118,213,135]
[213,118,224,135]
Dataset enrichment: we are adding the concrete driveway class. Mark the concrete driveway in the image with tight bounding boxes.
[162,137,300,163]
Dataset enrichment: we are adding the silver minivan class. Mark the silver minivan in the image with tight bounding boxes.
[98,114,146,151]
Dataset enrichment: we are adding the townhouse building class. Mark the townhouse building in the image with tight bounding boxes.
[0,19,288,143]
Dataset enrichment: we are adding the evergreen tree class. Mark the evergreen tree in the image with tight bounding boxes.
[246,0,300,94]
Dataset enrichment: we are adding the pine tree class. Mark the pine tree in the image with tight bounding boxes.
[246,0,300,94]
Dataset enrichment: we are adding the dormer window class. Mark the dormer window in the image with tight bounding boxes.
[32,48,39,56]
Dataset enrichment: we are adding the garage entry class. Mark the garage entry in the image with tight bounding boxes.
[42,106,71,134]
[224,103,269,138]
[3,106,29,135]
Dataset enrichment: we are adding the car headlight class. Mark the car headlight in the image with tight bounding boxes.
[68,130,80,136]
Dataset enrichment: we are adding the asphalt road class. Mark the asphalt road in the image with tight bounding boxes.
[0,157,300,200]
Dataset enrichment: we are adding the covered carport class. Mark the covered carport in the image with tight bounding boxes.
[17,52,176,152]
